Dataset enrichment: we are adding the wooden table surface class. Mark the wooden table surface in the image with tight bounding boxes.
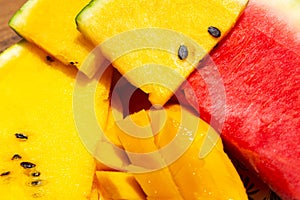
[0,0,27,53]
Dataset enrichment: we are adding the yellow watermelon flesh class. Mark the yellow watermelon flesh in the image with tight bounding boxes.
[0,42,111,199]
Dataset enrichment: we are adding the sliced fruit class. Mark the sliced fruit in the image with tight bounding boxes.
[76,0,248,105]
[106,104,247,199]
[89,189,99,200]
[0,42,100,199]
[9,0,102,77]
[96,171,146,200]
[94,104,130,171]
[89,178,100,200]
[155,105,247,199]
[103,107,122,148]
[94,140,130,171]
[112,110,183,199]
[179,1,300,199]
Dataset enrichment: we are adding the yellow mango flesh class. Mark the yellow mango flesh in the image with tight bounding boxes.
[96,171,146,200]
[104,105,247,199]
[9,0,101,77]
[94,106,130,171]
[0,42,111,199]
[111,110,183,199]
[94,141,130,171]
[156,105,248,199]
[77,0,248,105]
[89,179,100,200]
[89,189,99,200]
[103,108,123,148]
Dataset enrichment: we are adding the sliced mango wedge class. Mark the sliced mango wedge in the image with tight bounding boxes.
[111,110,183,199]
[104,104,247,199]
[155,105,248,199]
[96,171,146,200]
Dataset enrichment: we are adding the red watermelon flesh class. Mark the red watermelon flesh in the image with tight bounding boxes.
[179,1,300,199]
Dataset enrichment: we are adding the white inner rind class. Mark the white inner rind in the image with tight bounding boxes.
[0,43,24,68]
[254,0,300,29]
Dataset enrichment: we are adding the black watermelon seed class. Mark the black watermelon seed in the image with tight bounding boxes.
[31,171,41,177]
[20,162,36,169]
[30,180,42,186]
[178,45,188,60]
[69,61,78,65]
[11,154,22,160]
[15,133,28,140]
[46,56,54,62]
[208,26,221,38]
[27,179,47,187]
[0,171,10,176]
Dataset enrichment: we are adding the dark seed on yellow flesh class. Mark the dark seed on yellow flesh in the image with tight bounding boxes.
[20,162,36,169]
[178,45,188,60]
[0,171,10,176]
[15,133,28,140]
[30,180,42,186]
[31,171,41,177]
[208,26,221,38]
[46,55,54,62]
[11,154,22,160]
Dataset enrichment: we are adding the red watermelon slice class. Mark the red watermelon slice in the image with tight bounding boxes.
[178,1,300,199]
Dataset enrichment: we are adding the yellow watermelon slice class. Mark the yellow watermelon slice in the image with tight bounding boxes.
[9,0,103,77]
[76,0,248,105]
[0,42,111,199]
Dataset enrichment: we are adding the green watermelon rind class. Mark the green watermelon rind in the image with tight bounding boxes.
[75,0,99,28]
[8,0,37,38]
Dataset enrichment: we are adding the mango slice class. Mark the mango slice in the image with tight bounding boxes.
[94,105,130,171]
[96,171,146,200]
[104,104,247,199]
[89,179,100,200]
[76,0,248,105]
[155,105,248,199]
[111,110,183,199]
